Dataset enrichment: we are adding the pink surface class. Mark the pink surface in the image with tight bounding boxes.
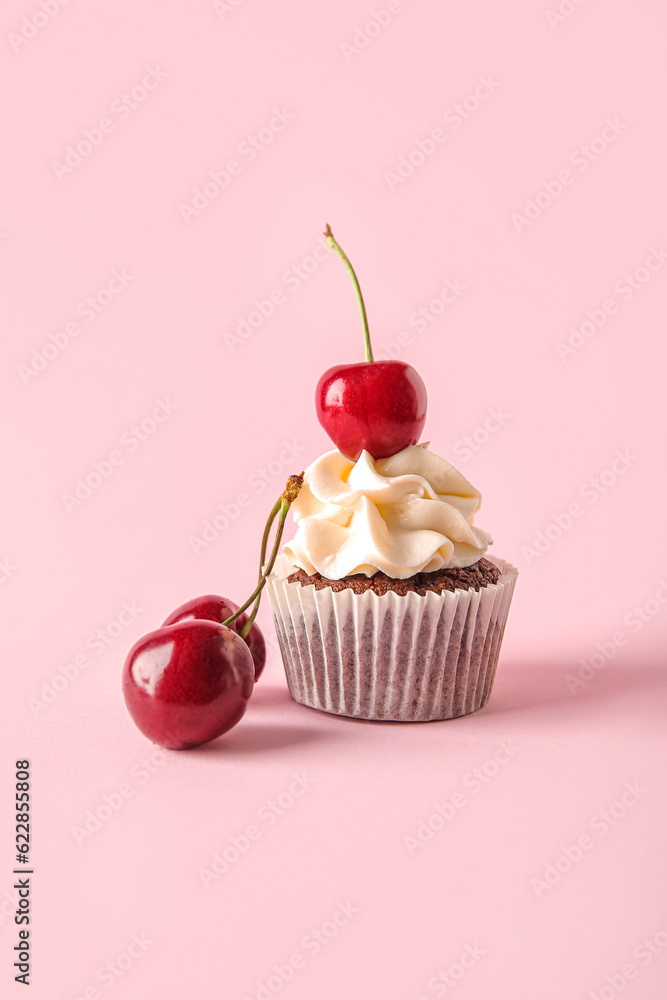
[1,0,666,997]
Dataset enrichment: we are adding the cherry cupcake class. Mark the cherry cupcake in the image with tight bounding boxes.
[267,446,517,721]
[265,226,518,721]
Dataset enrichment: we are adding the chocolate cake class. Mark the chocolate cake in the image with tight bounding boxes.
[288,557,500,597]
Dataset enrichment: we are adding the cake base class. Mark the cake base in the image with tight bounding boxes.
[266,555,518,722]
[287,557,501,596]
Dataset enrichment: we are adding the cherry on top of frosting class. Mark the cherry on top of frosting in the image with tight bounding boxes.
[316,225,427,462]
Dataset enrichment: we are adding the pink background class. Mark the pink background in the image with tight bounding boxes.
[1,0,666,997]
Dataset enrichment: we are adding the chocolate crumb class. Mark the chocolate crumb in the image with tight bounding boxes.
[287,558,501,596]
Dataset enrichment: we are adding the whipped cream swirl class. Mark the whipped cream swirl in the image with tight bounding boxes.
[283,446,493,580]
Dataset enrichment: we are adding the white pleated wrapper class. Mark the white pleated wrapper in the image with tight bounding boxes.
[266,554,518,721]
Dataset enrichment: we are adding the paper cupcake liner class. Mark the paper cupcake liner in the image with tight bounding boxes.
[266,554,518,721]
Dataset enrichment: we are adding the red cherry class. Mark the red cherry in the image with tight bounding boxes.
[121,476,305,748]
[318,225,428,460]
[316,360,427,461]
[122,620,254,750]
[162,595,266,681]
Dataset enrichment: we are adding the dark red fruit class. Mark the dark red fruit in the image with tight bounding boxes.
[316,360,427,461]
[122,620,254,750]
[162,595,266,681]
[318,225,428,461]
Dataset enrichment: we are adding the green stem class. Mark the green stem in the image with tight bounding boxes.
[259,497,282,580]
[324,223,373,363]
[237,503,289,638]
[240,496,282,640]
[221,475,303,638]
[241,594,262,638]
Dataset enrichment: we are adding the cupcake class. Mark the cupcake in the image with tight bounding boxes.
[266,445,518,721]
[265,224,517,721]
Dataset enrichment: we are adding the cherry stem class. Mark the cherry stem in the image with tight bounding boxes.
[258,498,282,577]
[221,475,304,639]
[241,496,282,635]
[238,504,289,637]
[324,223,373,363]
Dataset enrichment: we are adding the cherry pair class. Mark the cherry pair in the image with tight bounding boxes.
[122,596,263,751]
[122,476,303,750]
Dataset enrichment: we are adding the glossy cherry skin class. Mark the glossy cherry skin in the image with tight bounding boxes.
[316,360,427,461]
[162,595,266,681]
[122,620,254,750]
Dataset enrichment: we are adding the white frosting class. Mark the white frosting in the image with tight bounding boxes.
[283,446,493,579]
